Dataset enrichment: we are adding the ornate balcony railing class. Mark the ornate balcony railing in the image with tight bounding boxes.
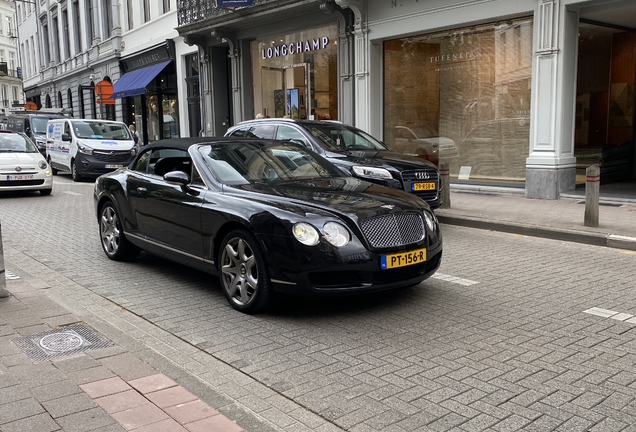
[177,0,278,26]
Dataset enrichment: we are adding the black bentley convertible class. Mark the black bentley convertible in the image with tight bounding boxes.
[94,137,442,313]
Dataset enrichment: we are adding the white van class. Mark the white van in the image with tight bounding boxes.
[46,119,138,181]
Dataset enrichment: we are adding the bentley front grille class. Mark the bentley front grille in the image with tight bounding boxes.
[360,213,425,248]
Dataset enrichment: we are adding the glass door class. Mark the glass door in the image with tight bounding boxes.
[261,68,284,118]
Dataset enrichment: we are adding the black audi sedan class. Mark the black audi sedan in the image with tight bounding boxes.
[226,119,442,209]
[94,137,442,313]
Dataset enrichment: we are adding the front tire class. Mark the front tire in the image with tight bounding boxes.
[219,230,271,313]
[40,189,52,196]
[99,201,138,261]
[71,159,82,182]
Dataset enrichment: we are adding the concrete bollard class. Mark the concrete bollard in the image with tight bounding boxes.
[584,165,600,228]
[439,161,451,209]
[0,221,10,298]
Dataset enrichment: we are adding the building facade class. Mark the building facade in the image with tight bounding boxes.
[15,0,197,146]
[0,0,24,109]
[177,0,636,199]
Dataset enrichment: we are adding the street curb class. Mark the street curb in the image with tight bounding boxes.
[437,214,636,251]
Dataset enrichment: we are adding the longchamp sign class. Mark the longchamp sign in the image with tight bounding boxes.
[261,37,330,59]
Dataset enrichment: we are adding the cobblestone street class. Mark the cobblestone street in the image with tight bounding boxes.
[2,176,636,431]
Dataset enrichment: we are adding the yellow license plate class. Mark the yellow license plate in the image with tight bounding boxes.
[381,248,427,270]
[412,182,436,191]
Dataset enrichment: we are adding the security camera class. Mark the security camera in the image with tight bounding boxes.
[89,73,95,81]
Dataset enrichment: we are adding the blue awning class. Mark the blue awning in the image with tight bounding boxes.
[112,60,171,99]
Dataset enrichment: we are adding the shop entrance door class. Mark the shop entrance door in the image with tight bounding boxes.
[260,64,309,119]
[574,23,636,196]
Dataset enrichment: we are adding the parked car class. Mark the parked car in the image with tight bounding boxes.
[5,108,71,157]
[226,119,442,209]
[94,137,443,313]
[46,119,138,182]
[391,125,459,165]
[0,131,53,195]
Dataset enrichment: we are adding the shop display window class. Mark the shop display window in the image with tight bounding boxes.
[384,18,533,183]
[251,24,338,121]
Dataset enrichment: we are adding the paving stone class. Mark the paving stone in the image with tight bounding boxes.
[30,380,83,402]
[99,352,157,381]
[0,383,31,406]
[0,325,15,337]
[91,424,126,432]
[110,402,170,430]
[1,352,32,367]
[56,407,118,432]
[53,354,101,373]
[0,397,45,424]
[183,414,245,432]
[145,385,198,409]
[85,346,127,360]
[135,418,188,432]
[80,377,132,399]
[8,365,67,389]
[164,399,218,424]
[94,389,148,414]
[0,412,60,432]
[16,324,51,336]
[129,373,178,394]
[41,392,98,418]
[68,366,117,385]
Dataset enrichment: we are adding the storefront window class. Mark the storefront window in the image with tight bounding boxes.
[251,24,338,121]
[147,95,160,142]
[384,18,533,183]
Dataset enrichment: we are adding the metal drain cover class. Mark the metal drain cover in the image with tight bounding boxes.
[13,324,113,363]
[40,331,84,352]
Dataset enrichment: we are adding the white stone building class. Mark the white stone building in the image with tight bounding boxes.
[176,0,636,199]
[16,0,197,145]
[0,0,24,109]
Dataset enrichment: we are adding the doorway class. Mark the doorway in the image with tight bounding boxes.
[260,64,309,119]
[574,22,636,197]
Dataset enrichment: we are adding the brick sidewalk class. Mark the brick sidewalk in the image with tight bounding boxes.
[0,277,245,432]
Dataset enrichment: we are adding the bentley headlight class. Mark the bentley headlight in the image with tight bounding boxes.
[77,143,93,155]
[352,166,393,180]
[423,210,438,232]
[292,223,320,246]
[323,222,350,247]
[38,160,47,170]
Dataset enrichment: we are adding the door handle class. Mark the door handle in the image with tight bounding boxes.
[137,187,148,195]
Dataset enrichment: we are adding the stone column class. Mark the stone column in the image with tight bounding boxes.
[336,0,369,131]
[322,1,354,126]
[525,0,578,199]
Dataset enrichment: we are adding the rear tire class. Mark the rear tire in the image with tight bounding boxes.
[219,229,271,314]
[71,159,82,182]
[99,201,139,261]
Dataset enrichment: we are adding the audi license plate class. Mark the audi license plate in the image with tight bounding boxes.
[381,248,427,270]
[105,164,123,169]
[6,174,34,181]
[412,182,436,191]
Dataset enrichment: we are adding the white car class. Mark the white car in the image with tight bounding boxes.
[0,131,53,195]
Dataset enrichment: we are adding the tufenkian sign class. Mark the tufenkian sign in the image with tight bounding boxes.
[218,0,253,6]
[261,37,330,59]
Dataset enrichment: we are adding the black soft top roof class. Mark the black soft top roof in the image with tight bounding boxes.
[141,136,286,152]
